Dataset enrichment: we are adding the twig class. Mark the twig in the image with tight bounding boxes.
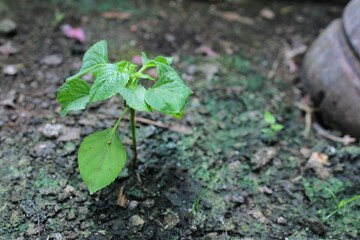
[0,203,7,212]
[313,123,356,145]
[267,51,282,80]
[117,186,128,208]
[294,97,313,136]
[125,116,193,135]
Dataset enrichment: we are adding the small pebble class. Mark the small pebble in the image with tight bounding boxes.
[40,123,64,138]
[142,199,155,208]
[33,141,55,156]
[128,200,139,210]
[41,54,63,66]
[0,19,17,34]
[277,216,286,225]
[3,64,18,75]
[129,215,145,227]
[230,194,244,204]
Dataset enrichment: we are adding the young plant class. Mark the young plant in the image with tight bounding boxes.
[322,189,360,222]
[57,40,192,194]
[261,111,284,142]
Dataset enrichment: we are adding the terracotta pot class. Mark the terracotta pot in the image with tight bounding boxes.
[302,0,360,137]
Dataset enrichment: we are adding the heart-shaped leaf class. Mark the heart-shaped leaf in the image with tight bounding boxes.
[119,85,151,112]
[57,78,90,117]
[67,40,108,80]
[145,63,192,114]
[78,128,126,194]
[89,64,129,102]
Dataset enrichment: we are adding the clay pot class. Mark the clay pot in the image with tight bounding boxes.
[302,0,360,137]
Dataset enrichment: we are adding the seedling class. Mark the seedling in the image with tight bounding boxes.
[57,40,192,194]
[189,188,208,215]
[261,111,284,142]
[322,189,360,222]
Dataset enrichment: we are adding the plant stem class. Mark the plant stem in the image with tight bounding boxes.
[130,108,137,167]
[113,108,129,132]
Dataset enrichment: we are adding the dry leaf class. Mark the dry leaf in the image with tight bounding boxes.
[214,11,254,25]
[251,147,277,169]
[305,152,331,179]
[117,186,128,208]
[103,11,132,20]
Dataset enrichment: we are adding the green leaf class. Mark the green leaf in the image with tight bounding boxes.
[261,128,273,135]
[142,53,172,69]
[264,111,276,125]
[89,64,129,102]
[145,67,192,114]
[154,56,173,65]
[119,85,151,112]
[67,40,108,80]
[57,78,90,117]
[132,72,155,81]
[141,52,151,66]
[78,128,126,194]
[272,124,284,132]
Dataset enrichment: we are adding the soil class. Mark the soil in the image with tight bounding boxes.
[1,0,359,239]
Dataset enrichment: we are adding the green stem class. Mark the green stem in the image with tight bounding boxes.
[130,108,137,167]
[113,108,129,132]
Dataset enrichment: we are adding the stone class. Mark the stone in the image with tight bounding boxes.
[142,199,155,208]
[3,64,18,75]
[163,210,180,230]
[41,54,63,66]
[0,19,17,34]
[277,216,286,225]
[260,8,275,20]
[57,127,80,141]
[129,215,145,227]
[128,200,139,210]
[39,123,64,138]
[230,193,245,204]
[0,42,18,56]
[33,141,56,156]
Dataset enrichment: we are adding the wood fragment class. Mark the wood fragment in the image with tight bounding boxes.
[126,116,193,135]
[313,123,356,145]
[117,186,128,208]
[294,96,313,136]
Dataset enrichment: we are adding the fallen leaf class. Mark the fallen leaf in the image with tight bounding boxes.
[305,152,331,179]
[251,147,277,169]
[117,186,128,208]
[61,24,85,43]
[214,11,254,25]
[103,11,131,20]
